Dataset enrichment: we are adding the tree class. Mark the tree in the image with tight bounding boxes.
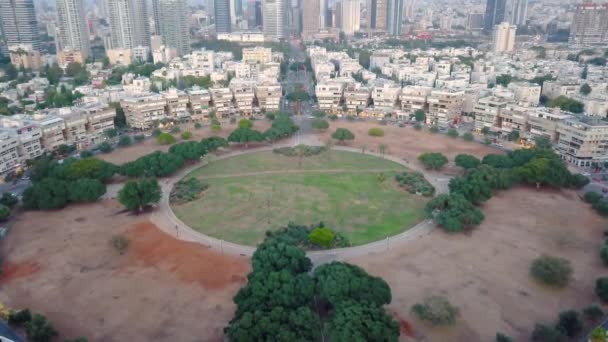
[110,103,127,128]
[251,239,312,275]
[413,122,422,130]
[496,332,513,342]
[455,154,480,169]
[168,141,207,161]
[228,127,265,147]
[121,151,184,177]
[368,127,384,137]
[64,157,116,182]
[583,305,604,322]
[555,310,582,338]
[481,127,490,135]
[601,244,608,265]
[22,178,69,210]
[534,136,552,149]
[584,191,602,204]
[311,118,329,131]
[547,96,585,114]
[482,154,513,168]
[0,192,18,208]
[264,114,299,142]
[414,110,426,122]
[152,128,162,137]
[425,194,485,232]
[580,83,592,96]
[495,74,513,87]
[25,314,58,342]
[0,204,10,221]
[104,128,118,139]
[515,158,571,189]
[411,296,459,326]
[507,130,520,142]
[68,178,106,203]
[98,142,113,153]
[429,126,439,133]
[80,150,93,158]
[530,255,572,288]
[118,135,132,147]
[447,128,459,138]
[596,277,608,302]
[308,227,335,248]
[462,132,474,141]
[238,119,253,129]
[418,152,448,170]
[180,131,192,140]
[331,128,355,144]
[134,134,145,142]
[327,301,400,342]
[156,132,176,145]
[531,323,563,342]
[593,200,608,216]
[118,178,162,213]
[314,262,392,307]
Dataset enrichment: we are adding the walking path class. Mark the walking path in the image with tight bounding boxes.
[144,143,451,264]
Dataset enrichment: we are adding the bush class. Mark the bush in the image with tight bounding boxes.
[463,132,474,142]
[170,126,181,134]
[311,118,329,131]
[395,171,435,196]
[97,142,113,153]
[194,122,202,129]
[601,243,608,265]
[211,123,221,132]
[0,192,18,208]
[530,255,572,288]
[418,152,448,170]
[25,314,58,342]
[454,154,481,169]
[8,308,32,325]
[531,323,562,342]
[152,128,162,137]
[308,227,335,248]
[425,194,484,232]
[496,332,513,342]
[118,135,132,147]
[596,277,608,302]
[555,310,582,337]
[411,296,459,326]
[483,137,492,145]
[429,126,439,133]
[134,134,145,142]
[368,127,385,137]
[111,235,130,255]
[273,145,327,157]
[0,205,10,221]
[170,178,209,204]
[413,122,422,130]
[265,113,276,120]
[238,119,253,128]
[79,150,93,158]
[592,200,608,216]
[569,173,589,188]
[447,129,459,138]
[585,191,603,204]
[156,133,176,145]
[181,131,193,140]
[583,304,604,321]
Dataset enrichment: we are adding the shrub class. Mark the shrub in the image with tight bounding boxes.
[97,142,113,153]
[530,255,572,288]
[0,193,18,208]
[455,154,481,169]
[134,134,145,142]
[429,126,439,133]
[596,277,608,302]
[496,332,513,342]
[569,174,589,188]
[447,129,459,138]
[368,127,385,137]
[181,131,193,140]
[411,296,459,326]
[111,235,130,255]
[413,122,422,130]
[79,150,93,158]
[25,314,58,342]
[395,171,435,196]
[531,323,562,342]
[483,137,492,145]
[118,135,132,147]
[194,122,202,129]
[265,113,276,120]
[170,178,209,204]
[418,152,448,170]
[425,194,484,232]
[592,200,608,216]
[238,119,253,129]
[328,114,338,121]
[463,132,474,141]
[591,327,607,342]
[311,118,329,131]
[156,133,176,145]
[584,191,603,204]
[152,128,162,137]
[211,123,221,132]
[308,227,335,248]
[273,145,327,157]
[0,205,10,221]
[170,126,181,134]
[601,243,608,265]
[555,310,582,337]
[8,308,32,325]
[583,304,604,321]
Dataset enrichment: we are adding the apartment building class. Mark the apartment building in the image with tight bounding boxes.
[508,82,541,104]
[400,86,431,115]
[527,107,570,143]
[541,81,579,99]
[427,90,464,127]
[343,83,370,113]
[189,49,215,74]
[121,92,167,129]
[316,81,345,112]
[242,47,272,64]
[557,115,608,166]
[255,82,282,112]
[209,87,233,118]
[474,96,509,131]
[497,103,529,137]
[371,81,401,111]
[186,87,212,122]
[230,80,256,115]
[161,88,189,118]
[77,102,116,145]
[0,133,20,175]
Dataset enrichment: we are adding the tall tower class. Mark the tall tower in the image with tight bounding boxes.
[152,0,162,34]
[340,0,360,35]
[107,0,150,49]
[483,0,506,32]
[568,1,608,48]
[387,0,404,36]
[214,0,231,33]
[0,0,41,51]
[508,0,527,26]
[403,0,414,21]
[263,0,287,41]
[56,0,90,57]
[367,0,387,31]
[493,21,516,53]
[302,0,319,39]
[319,0,326,28]
[157,0,190,56]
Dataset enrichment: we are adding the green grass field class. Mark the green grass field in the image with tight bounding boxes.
[172,151,428,246]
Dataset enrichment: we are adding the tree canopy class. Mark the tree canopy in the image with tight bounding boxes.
[425,194,485,232]
[454,154,480,169]
[118,178,162,213]
[327,301,400,342]
[418,152,448,170]
[331,128,355,143]
[228,127,265,146]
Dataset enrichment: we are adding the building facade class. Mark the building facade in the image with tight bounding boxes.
[0,0,41,51]
[568,2,608,48]
[263,0,288,40]
[107,0,151,49]
[387,0,404,36]
[56,0,90,58]
[493,22,516,53]
[340,0,360,35]
[483,0,506,32]
[157,0,191,56]
[215,0,232,33]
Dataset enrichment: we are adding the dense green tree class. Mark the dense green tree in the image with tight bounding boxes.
[583,305,604,322]
[555,310,582,338]
[462,132,474,141]
[425,194,485,232]
[121,151,184,177]
[251,239,312,275]
[98,142,113,153]
[118,178,161,213]
[238,119,253,129]
[156,132,176,145]
[168,141,207,161]
[118,135,132,147]
[507,130,520,142]
[64,158,116,182]
[496,332,513,342]
[601,244,608,265]
[418,152,448,170]
[181,131,192,140]
[414,110,426,122]
[584,191,602,204]
[80,150,93,158]
[22,178,69,210]
[331,128,355,144]
[104,128,118,139]
[481,127,490,135]
[327,301,400,342]
[515,158,571,189]
[0,204,10,221]
[482,154,513,168]
[308,227,335,248]
[454,154,480,169]
[593,200,608,216]
[530,255,572,288]
[547,96,584,113]
[531,323,563,342]
[496,74,513,87]
[228,127,265,147]
[311,118,329,131]
[314,262,392,307]
[68,178,106,203]
[596,277,608,302]
[580,83,592,96]
[449,165,513,204]
[447,128,459,138]
[568,173,589,188]
[110,103,127,128]
[534,136,552,149]
[25,314,58,342]
[264,114,299,142]
[65,62,89,86]
[200,136,228,151]
[0,192,18,208]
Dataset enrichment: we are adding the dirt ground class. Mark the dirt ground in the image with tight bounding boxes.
[348,187,607,341]
[0,200,250,342]
[317,121,499,175]
[99,121,271,165]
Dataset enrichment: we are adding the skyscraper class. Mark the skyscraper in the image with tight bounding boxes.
[107,0,150,49]
[302,0,319,39]
[0,0,41,51]
[367,0,387,31]
[157,0,190,56]
[387,0,404,36]
[319,0,326,28]
[508,0,527,26]
[263,0,287,41]
[403,0,414,21]
[340,0,360,35]
[568,1,608,48]
[483,0,506,32]
[493,21,516,53]
[215,0,231,33]
[56,0,90,56]
[152,0,162,34]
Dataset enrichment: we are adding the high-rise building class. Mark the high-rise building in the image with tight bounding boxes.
[152,0,162,34]
[403,0,414,21]
[568,1,608,48]
[290,4,301,36]
[493,21,516,53]
[0,0,41,51]
[319,0,326,28]
[508,0,527,26]
[157,0,190,56]
[466,12,484,30]
[340,0,360,35]
[56,0,90,57]
[387,0,404,36]
[367,0,387,31]
[107,0,150,49]
[215,0,231,33]
[302,0,319,39]
[263,0,287,41]
[483,0,506,32]
[255,0,262,26]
